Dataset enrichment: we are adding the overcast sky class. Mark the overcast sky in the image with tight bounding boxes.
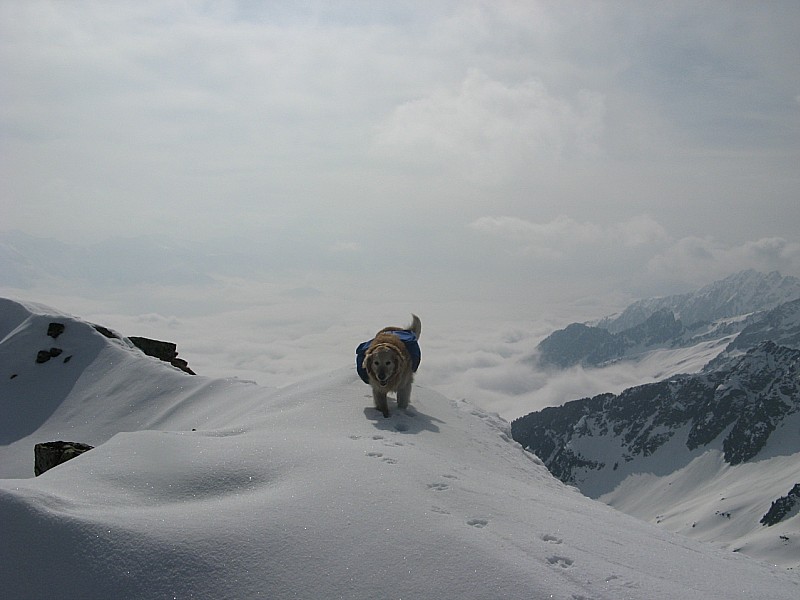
[2,1,800,417]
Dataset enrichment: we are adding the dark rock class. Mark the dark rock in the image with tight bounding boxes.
[47,322,65,339]
[129,336,196,375]
[35,348,63,364]
[34,441,94,476]
[92,324,120,339]
[761,484,800,526]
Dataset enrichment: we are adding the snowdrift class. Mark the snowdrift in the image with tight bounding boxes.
[1,298,798,599]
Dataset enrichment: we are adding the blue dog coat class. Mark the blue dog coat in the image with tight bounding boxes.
[356,330,421,384]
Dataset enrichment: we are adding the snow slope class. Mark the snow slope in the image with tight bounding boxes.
[1,299,799,599]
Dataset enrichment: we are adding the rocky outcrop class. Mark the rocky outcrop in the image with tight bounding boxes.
[34,441,94,476]
[129,336,195,375]
[30,320,194,374]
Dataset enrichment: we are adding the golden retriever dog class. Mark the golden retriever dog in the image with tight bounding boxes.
[358,314,421,418]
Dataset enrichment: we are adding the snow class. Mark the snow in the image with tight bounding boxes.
[601,413,800,570]
[2,299,799,599]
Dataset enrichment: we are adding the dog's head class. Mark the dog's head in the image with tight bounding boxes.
[365,345,400,387]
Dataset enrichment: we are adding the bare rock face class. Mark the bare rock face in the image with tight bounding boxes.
[761,484,800,527]
[34,441,94,476]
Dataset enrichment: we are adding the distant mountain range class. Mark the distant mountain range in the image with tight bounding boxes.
[513,270,800,568]
[535,270,800,369]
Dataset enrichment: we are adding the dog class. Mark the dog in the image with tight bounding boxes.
[357,314,421,418]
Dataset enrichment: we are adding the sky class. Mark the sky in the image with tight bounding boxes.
[2,1,800,418]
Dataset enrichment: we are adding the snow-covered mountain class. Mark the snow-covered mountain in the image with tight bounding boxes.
[598,270,800,333]
[535,270,800,370]
[2,298,799,598]
[722,297,800,355]
[512,341,800,569]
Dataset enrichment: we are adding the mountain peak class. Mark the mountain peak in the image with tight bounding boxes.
[600,269,800,333]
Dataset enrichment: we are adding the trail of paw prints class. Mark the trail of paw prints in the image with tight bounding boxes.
[365,451,398,465]
[371,433,409,448]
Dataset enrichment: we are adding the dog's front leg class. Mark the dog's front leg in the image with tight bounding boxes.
[396,383,411,410]
[373,389,390,418]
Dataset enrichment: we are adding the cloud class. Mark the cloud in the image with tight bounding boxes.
[466,215,800,298]
[374,69,605,179]
[647,236,800,287]
[469,214,669,257]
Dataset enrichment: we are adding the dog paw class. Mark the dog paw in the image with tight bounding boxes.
[426,482,449,491]
[546,555,574,569]
[467,518,489,528]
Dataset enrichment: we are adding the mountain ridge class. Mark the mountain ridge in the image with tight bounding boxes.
[535,270,800,370]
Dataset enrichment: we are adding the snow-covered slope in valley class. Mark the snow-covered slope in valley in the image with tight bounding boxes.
[2,299,799,599]
[512,341,800,569]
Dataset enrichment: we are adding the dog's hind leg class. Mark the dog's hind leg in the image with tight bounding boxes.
[396,383,411,410]
[373,389,390,418]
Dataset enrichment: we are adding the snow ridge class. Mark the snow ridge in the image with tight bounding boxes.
[2,297,799,598]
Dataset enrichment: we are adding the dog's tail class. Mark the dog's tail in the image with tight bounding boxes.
[409,314,421,339]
